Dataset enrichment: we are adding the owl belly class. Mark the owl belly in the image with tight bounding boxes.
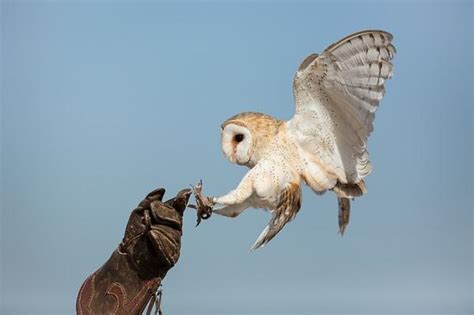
[250,194,277,212]
[251,166,282,209]
[298,149,337,194]
[250,152,296,211]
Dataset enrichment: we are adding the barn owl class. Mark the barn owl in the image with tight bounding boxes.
[211,30,396,250]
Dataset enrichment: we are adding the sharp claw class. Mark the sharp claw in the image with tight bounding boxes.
[191,180,214,226]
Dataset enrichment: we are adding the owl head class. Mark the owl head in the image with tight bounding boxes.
[220,112,283,167]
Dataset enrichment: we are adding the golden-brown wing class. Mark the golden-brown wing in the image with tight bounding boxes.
[251,182,301,250]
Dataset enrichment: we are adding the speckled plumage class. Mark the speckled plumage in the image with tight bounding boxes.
[213,30,396,249]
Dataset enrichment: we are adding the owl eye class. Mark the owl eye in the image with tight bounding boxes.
[234,134,244,143]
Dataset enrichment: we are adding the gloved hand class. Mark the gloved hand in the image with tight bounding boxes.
[77,188,191,315]
[120,188,190,278]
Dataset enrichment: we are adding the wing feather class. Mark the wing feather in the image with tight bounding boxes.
[289,30,396,183]
[251,182,301,250]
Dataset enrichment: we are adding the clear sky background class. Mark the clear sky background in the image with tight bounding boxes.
[1,1,473,314]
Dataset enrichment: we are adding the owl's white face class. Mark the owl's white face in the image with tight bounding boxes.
[221,123,254,166]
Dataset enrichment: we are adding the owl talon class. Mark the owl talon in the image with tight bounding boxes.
[191,180,214,226]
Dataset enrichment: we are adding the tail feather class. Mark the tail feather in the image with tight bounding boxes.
[337,197,351,235]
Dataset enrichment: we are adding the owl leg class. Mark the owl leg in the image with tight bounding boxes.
[213,171,254,206]
[337,197,350,235]
[214,201,249,218]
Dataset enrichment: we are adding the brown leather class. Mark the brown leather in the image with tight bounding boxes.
[77,188,191,315]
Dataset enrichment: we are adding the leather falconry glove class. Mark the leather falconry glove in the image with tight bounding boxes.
[76,188,191,315]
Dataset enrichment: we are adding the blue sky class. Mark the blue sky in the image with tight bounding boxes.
[1,1,472,314]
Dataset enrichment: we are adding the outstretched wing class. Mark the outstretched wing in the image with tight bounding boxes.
[251,182,301,250]
[289,30,396,184]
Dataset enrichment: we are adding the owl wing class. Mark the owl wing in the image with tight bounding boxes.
[288,30,396,183]
[251,182,301,250]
